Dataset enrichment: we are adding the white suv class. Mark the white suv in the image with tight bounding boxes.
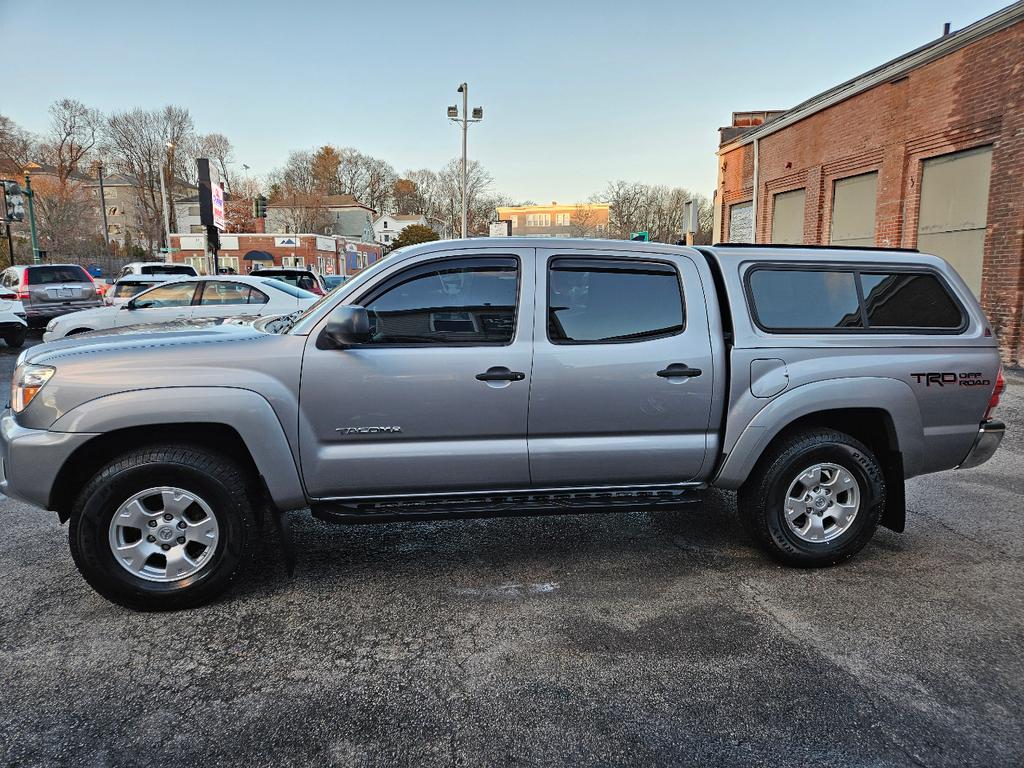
[118,262,198,278]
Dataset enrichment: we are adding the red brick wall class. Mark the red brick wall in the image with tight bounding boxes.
[168,234,383,276]
[716,20,1024,364]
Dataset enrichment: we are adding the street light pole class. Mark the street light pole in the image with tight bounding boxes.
[448,83,483,240]
[459,83,468,239]
[158,143,173,260]
[96,161,110,252]
[23,173,41,264]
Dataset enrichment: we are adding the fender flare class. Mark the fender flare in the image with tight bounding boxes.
[50,386,306,510]
[713,377,923,489]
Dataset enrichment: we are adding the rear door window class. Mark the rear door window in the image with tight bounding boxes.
[28,265,91,284]
[132,282,197,308]
[548,258,685,343]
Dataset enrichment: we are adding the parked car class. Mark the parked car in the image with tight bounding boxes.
[42,275,317,341]
[118,261,199,278]
[0,287,28,347]
[0,264,102,327]
[323,274,348,291]
[103,275,177,307]
[1,240,1006,609]
[250,267,327,295]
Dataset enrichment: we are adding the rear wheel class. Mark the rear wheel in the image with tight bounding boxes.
[738,429,885,566]
[69,445,260,610]
[2,326,26,347]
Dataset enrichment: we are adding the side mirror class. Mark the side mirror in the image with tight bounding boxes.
[324,305,370,348]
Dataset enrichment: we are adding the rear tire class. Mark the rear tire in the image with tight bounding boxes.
[69,445,260,610]
[2,327,26,347]
[738,429,885,567]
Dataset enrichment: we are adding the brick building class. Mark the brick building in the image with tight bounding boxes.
[714,2,1024,364]
[168,233,383,277]
[496,202,610,237]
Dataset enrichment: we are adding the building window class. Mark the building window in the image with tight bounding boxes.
[105,188,117,200]
[508,215,517,228]
[770,189,806,244]
[555,213,571,226]
[830,171,878,247]
[917,145,992,296]
[188,205,200,216]
[526,214,551,227]
[384,234,390,242]
[728,201,753,243]
[190,225,204,234]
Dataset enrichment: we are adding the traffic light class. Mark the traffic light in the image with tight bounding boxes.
[2,181,25,222]
[253,195,268,219]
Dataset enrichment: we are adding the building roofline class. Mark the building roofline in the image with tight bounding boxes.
[718,1,1024,154]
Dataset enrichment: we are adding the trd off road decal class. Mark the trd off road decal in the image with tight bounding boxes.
[910,372,991,387]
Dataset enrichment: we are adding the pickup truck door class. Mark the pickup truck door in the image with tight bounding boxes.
[528,248,715,487]
[299,247,535,499]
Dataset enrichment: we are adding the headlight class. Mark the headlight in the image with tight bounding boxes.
[11,364,55,413]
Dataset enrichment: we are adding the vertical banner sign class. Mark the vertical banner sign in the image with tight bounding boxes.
[211,182,226,231]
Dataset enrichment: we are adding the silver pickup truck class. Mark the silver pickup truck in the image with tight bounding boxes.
[0,240,1006,610]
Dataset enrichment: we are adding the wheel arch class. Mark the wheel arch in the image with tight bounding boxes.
[48,387,306,519]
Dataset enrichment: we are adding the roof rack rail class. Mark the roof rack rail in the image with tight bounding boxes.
[712,243,919,253]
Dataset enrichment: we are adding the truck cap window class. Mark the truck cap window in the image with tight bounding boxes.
[860,272,962,329]
[748,267,965,332]
[748,270,863,330]
[548,258,684,343]
[363,257,518,345]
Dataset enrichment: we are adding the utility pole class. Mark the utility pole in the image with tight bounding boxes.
[23,173,41,264]
[96,161,110,252]
[447,83,483,239]
[158,142,174,260]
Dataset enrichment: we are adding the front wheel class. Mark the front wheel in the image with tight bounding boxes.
[69,445,260,610]
[738,429,886,567]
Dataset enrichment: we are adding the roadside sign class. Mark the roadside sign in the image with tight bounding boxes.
[211,182,226,231]
[489,220,512,237]
[630,231,649,242]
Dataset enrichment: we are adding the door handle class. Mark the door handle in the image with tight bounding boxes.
[476,366,526,382]
[657,363,702,378]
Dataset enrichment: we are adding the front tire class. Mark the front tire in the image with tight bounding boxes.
[3,326,26,347]
[738,429,885,567]
[69,445,260,610]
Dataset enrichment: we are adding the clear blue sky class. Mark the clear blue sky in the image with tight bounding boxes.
[1,0,1010,202]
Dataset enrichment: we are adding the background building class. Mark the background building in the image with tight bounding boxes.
[714,3,1024,364]
[373,213,428,246]
[169,233,382,277]
[496,202,610,238]
[265,194,376,242]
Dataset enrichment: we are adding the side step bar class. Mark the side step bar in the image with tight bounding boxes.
[311,486,705,524]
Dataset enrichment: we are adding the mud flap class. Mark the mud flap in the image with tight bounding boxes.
[272,509,296,577]
[880,449,906,533]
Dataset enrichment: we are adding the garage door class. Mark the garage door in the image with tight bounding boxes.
[917,146,992,296]
[830,172,878,247]
[729,201,753,243]
[771,189,805,244]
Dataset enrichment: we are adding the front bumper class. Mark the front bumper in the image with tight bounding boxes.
[958,420,1005,470]
[0,410,97,510]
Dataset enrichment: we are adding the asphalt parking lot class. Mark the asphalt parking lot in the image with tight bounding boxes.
[1,332,1022,768]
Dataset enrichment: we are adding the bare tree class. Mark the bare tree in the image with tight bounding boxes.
[0,114,36,168]
[199,132,234,192]
[593,181,713,243]
[104,107,165,253]
[39,99,101,184]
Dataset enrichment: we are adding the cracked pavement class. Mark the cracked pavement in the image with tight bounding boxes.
[1,335,1021,767]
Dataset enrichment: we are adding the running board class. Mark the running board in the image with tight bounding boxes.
[310,486,705,524]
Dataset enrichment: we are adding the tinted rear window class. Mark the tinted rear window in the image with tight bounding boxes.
[28,265,91,285]
[113,281,158,298]
[860,273,963,329]
[259,279,315,299]
[748,269,863,330]
[548,259,685,343]
[140,265,195,275]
